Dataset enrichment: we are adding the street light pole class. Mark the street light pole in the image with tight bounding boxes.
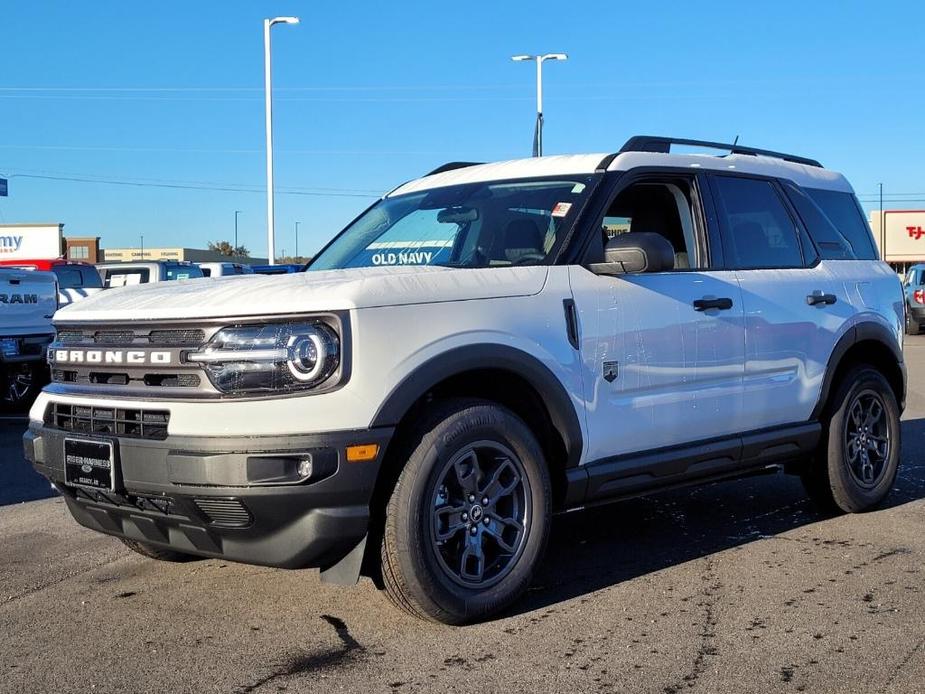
[295,221,301,259]
[512,53,567,157]
[264,16,300,266]
[234,210,242,253]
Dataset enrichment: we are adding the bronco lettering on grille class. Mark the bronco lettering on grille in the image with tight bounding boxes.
[52,349,173,365]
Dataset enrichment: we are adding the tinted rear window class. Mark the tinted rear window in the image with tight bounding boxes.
[806,188,877,260]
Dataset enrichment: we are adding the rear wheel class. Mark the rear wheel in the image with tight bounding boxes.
[905,307,920,336]
[802,366,901,513]
[120,538,199,562]
[380,400,551,624]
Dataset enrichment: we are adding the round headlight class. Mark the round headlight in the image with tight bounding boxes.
[189,321,341,394]
[287,332,325,382]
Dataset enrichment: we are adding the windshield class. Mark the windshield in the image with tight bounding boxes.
[165,264,203,280]
[310,176,597,271]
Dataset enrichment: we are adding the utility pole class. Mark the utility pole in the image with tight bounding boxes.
[511,53,567,157]
[263,16,300,265]
[879,182,884,257]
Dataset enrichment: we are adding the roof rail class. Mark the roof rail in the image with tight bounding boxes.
[425,161,484,177]
[617,136,822,168]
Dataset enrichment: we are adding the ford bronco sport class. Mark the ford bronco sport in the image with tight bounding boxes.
[25,136,905,624]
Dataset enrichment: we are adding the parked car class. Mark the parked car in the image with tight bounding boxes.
[0,258,103,307]
[901,263,925,334]
[96,261,203,288]
[0,268,57,410]
[197,262,255,278]
[25,135,904,624]
[251,264,303,275]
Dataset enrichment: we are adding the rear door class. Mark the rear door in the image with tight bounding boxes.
[707,174,846,428]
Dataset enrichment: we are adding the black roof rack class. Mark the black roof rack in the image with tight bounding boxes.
[425,161,484,177]
[617,136,822,168]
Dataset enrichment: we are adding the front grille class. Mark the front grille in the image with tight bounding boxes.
[56,328,205,346]
[193,498,252,527]
[148,329,205,345]
[46,402,170,440]
[51,322,216,396]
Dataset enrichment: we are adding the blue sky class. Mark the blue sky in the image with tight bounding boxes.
[1,0,923,257]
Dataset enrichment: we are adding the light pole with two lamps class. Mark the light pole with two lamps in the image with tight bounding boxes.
[511,53,567,157]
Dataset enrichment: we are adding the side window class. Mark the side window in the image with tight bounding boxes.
[711,176,804,269]
[52,266,83,289]
[201,268,212,277]
[805,188,878,260]
[598,178,703,269]
[81,268,102,288]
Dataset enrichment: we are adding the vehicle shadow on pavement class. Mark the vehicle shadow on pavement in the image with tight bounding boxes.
[0,418,58,507]
[511,417,925,617]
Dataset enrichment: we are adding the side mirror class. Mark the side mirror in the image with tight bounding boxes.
[588,232,675,275]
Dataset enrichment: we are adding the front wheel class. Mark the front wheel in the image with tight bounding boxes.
[380,400,551,624]
[802,366,901,513]
[0,362,46,413]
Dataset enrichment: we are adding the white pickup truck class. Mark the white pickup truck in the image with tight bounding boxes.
[0,268,57,410]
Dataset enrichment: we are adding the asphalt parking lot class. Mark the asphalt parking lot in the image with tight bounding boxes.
[1,343,924,694]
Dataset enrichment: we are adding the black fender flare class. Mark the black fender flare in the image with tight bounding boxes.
[810,321,906,420]
[370,344,584,468]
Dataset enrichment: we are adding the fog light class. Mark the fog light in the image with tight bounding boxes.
[297,456,314,479]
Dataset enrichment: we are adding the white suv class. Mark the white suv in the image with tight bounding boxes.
[25,136,905,624]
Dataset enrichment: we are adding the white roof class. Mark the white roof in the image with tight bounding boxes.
[388,149,852,197]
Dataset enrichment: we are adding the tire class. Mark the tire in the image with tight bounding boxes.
[120,538,199,563]
[802,366,901,513]
[380,399,551,625]
[905,307,920,336]
[0,362,46,414]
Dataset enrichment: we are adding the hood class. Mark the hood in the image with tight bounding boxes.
[55,265,549,322]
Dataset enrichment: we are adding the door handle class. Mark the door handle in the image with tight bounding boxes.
[806,292,837,306]
[693,297,733,311]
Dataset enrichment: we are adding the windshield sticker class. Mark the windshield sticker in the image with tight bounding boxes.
[551,202,572,218]
[571,183,586,194]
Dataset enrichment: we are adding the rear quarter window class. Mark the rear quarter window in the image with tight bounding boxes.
[806,188,878,260]
[781,183,854,260]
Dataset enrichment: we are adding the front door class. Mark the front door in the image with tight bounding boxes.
[568,173,747,464]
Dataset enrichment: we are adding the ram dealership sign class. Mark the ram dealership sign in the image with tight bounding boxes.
[0,224,63,260]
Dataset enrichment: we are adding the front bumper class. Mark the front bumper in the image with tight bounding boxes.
[24,424,393,570]
[0,332,54,364]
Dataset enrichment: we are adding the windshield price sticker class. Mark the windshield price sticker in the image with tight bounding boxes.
[551,202,572,218]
